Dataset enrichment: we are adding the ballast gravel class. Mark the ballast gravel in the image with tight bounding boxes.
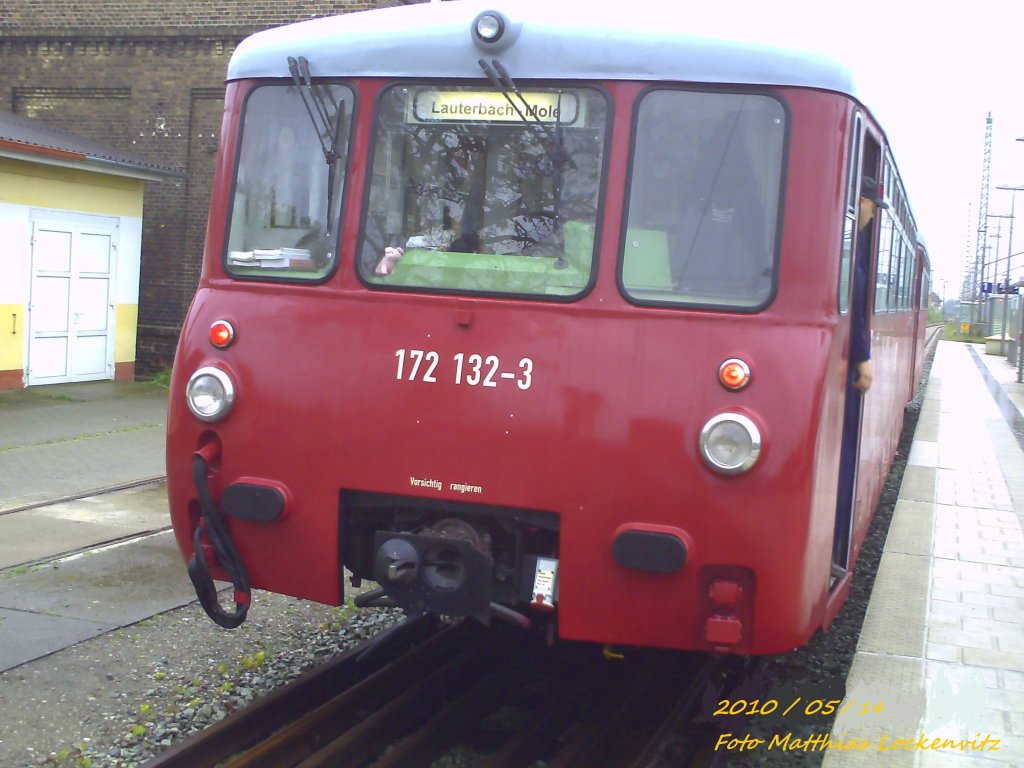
[0,594,401,768]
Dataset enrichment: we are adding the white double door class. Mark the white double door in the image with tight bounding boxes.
[28,216,118,386]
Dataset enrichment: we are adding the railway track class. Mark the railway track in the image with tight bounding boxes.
[0,476,166,518]
[0,478,171,574]
[144,618,728,768]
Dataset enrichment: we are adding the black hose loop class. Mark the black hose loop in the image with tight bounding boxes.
[187,452,251,629]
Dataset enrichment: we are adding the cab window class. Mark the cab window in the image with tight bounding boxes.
[622,89,786,309]
[225,83,353,280]
[358,84,608,298]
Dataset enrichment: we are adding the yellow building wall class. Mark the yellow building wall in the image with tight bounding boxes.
[0,157,144,217]
[0,304,24,369]
[115,304,139,363]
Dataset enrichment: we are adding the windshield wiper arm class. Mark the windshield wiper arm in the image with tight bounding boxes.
[478,58,543,136]
[479,57,573,268]
[478,58,574,173]
[288,55,341,162]
[288,55,345,235]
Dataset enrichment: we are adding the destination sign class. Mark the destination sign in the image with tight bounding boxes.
[410,90,581,125]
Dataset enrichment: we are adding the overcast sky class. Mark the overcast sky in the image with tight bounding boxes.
[827,2,1023,297]
[844,2,1024,299]
[662,0,1024,296]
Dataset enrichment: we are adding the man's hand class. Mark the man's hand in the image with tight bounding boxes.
[855,360,873,393]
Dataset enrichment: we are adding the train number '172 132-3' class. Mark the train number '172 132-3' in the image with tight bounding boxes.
[394,349,534,390]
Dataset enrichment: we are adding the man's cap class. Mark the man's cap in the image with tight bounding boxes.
[861,176,889,209]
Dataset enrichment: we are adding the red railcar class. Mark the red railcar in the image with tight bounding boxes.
[167,1,928,654]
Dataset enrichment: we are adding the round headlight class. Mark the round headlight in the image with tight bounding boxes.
[186,367,235,422]
[699,413,761,475]
[473,11,505,43]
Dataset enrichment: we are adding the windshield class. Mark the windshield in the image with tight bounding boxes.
[358,85,608,297]
[225,83,353,280]
[622,90,785,309]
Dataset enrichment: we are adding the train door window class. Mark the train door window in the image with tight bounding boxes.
[839,114,863,315]
[358,85,609,298]
[621,89,785,309]
[839,221,855,315]
[224,83,354,280]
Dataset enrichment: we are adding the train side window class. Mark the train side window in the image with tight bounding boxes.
[874,214,891,313]
[888,231,903,312]
[357,84,608,298]
[889,225,899,311]
[224,83,354,281]
[621,89,785,310]
[902,237,915,309]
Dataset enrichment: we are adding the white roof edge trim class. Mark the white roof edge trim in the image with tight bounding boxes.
[226,0,859,102]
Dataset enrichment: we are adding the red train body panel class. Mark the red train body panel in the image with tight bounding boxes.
[167,2,927,654]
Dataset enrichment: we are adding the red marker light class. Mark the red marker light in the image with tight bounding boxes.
[719,358,750,391]
[209,320,235,349]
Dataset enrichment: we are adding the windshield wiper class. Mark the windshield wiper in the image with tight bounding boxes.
[479,58,574,268]
[478,58,574,174]
[288,55,346,236]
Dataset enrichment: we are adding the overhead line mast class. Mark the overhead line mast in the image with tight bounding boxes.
[970,113,993,325]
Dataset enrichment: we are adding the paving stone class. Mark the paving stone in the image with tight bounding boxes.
[826,342,1024,767]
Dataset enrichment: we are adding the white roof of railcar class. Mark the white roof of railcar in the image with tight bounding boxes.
[228,0,859,100]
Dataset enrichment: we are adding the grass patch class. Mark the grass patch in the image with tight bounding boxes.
[146,370,172,389]
[0,389,75,408]
[942,321,988,344]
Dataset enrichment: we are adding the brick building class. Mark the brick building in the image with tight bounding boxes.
[0,0,406,375]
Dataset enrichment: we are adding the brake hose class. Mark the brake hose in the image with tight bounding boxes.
[187,453,252,628]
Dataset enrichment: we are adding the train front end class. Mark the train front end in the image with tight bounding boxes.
[167,2,851,654]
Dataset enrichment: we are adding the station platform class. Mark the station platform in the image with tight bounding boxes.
[825,340,1024,767]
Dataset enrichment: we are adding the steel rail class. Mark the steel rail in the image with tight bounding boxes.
[0,475,166,517]
[144,619,731,768]
[143,616,467,768]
